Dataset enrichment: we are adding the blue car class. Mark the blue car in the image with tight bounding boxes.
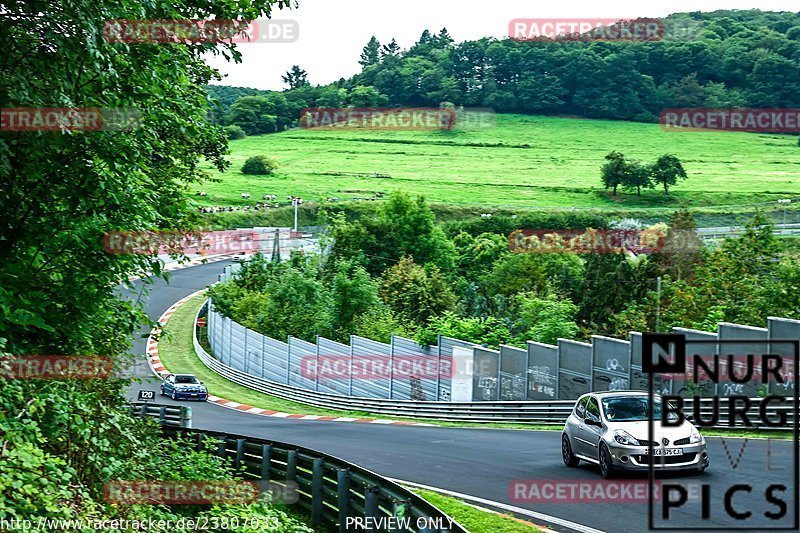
[160,373,208,401]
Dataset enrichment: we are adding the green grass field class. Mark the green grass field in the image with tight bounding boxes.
[197,114,800,209]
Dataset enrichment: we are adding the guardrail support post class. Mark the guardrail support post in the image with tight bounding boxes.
[260,445,272,482]
[311,458,324,525]
[364,486,380,532]
[216,438,227,460]
[286,451,298,482]
[234,438,246,471]
[140,404,147,417]
[337,469,351,533]
[158,406,166,424]
[179,406,192,428]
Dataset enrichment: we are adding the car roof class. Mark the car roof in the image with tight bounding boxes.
[175,374,196,378]
[581,391,654,399]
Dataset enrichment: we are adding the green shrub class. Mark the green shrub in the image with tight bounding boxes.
[241,155,278,175]
[224,125,246,140]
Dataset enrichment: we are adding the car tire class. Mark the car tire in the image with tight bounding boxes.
[171,390,177,401]
[562,434,580,467]
[599,443,615,479]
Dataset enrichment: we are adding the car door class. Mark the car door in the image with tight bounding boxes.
[571,396,592,456]
[163,374,174,394]
[582,396,604,458]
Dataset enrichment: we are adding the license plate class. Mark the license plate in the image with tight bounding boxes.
[647,448,683,456]
[190,393,198,397]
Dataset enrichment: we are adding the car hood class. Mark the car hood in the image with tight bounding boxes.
[608,420,696,443]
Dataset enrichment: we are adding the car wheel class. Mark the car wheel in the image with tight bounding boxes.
[562,434,580,467]
[171,390,177,401]
[159,387,164,396]
[599,443,614,479]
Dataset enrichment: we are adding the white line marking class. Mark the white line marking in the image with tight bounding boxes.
[332,417,359,422]
[388,478,605,533]
[270,412,293,418]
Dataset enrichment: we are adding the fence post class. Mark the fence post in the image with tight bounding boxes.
[286,338,292,385]
[311,458,324,525]
[286,450,298,482]
[158,406,166,424]
[315,336,320,392]
[244,329,249,373]
[261,335,266,378]
[234,438,246,471]
[348,336,354,396]
[436,335,443,401]
[179,406,192,428]
[389,335,395,399]
[227,317,233,366]
[140,404,147,417]
[364,486,380,532]
[337,469,351,533]
[260,445,272,482]
[216,438,227,459]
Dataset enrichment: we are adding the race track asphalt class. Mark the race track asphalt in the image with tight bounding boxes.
[122,262,799,533]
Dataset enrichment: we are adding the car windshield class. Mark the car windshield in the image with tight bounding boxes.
[176,376,199,384]
[601,396,679,422]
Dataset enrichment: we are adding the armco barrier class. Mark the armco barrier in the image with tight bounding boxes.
[132,403,465,533]
[209,266,800,404]
[192,302,796,429]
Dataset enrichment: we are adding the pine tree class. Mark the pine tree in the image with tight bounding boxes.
[359,36,382,67]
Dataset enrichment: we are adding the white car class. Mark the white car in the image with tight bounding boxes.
[561,391,709,478]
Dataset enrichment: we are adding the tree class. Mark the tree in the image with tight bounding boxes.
[601,151,627,195]
[379,258,455,325]
[651,154,688,194]
[0,0,299,526]
[282,65,309,90]
[418,311,512,348]
[330,260,380,340]
[513,293,579,345]
[381,38,401,59]
[241,155,278,175]
[226,95,277,134]
[347,85,386,107]
[359,37,382,67]
[224,125,246,139]
[621,159,653,196]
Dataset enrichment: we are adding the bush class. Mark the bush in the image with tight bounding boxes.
[224,125,246,140]
[241,155,278,175]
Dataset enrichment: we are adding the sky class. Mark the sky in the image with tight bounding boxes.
[205,0,799,91]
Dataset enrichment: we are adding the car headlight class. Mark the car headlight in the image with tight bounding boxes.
[614,430,640,446]
[689,428,703,444]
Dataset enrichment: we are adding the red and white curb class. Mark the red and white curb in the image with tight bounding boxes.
[146,292,436,427]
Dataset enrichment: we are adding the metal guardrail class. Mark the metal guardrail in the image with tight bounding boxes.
[132,403,466,533]
[191,302,796,429]
[130,402,192,428]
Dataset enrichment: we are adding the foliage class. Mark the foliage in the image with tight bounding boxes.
[0,0,313,526]
[417,311,512,348]
[512,293,579,345]
[225,125,247,140]
[651,154,688,194]
[380,258,456,326]
[241,155,279,175]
